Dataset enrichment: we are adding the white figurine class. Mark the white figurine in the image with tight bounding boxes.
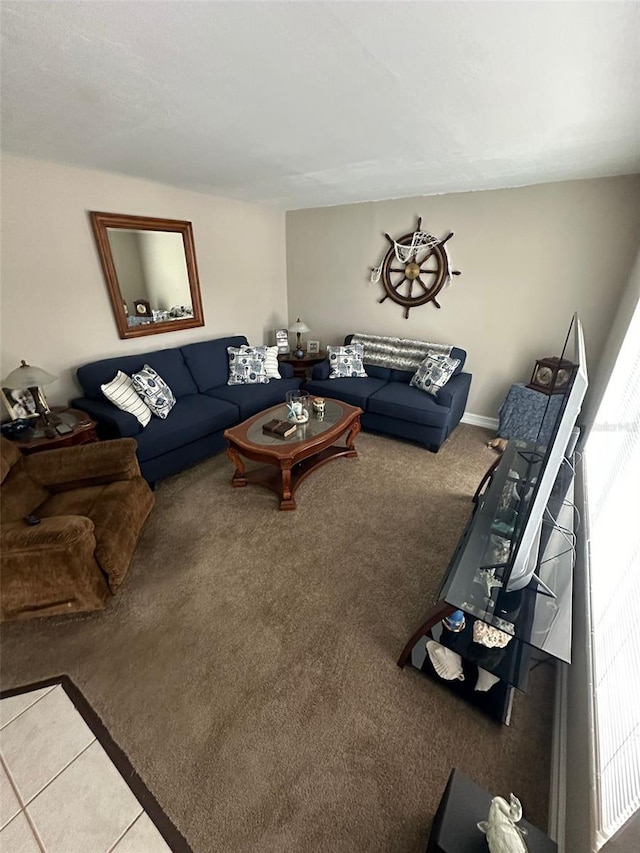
[478,794,529,853]
[286,401,308,423]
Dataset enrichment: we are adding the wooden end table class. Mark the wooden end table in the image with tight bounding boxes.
[277,352,326,379]
[7,408,98,455]
[224,397,361,510]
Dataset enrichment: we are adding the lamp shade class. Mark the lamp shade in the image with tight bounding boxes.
[288,318,310,334]
[3,360,58,389]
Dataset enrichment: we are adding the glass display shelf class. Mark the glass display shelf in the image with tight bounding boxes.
[439,441,575,664]
[398,441,576,723]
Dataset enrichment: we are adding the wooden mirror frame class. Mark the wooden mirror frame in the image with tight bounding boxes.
[90,211,205,340]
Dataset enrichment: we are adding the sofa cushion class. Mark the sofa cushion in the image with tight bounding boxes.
[1,459,50,523]
[134,394,239,462]
[328,344,367,378]
[410,353,461,396]
[101,371,152,426]
[363,364,392,381]
[131,365,176,418]
[181,336,248,392]
[303,377,388,410]
[367,382,451,428]
[38,477,153,592]
[77,347,198,400]
[206,377,301,420]
[227,346,269,385]
[389,347,467,383]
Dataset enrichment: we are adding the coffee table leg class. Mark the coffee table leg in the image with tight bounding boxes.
[345,416,361,455]
[226,444,247,487]
[279,460,296,510]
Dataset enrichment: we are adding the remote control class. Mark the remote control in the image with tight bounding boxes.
[24,515,41,526]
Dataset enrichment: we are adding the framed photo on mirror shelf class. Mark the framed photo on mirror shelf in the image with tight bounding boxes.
[306,340,320,354]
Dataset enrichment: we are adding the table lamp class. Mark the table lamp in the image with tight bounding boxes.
[288,318,310,359]
[2,360,59,435]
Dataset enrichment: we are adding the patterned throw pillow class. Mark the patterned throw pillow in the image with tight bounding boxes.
[101,371,152,427]
[327,344,368,379]
[410,352,461,396]
[239,344,281,379]
[227,346,269,385]
[131,364,176,419]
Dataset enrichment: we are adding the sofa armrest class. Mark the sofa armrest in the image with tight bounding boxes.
[1,516,95,551]
[311,360,331,381]
[278,361,295,379]
[71,397,141,439]
[24,438,141,490]
[435,372,472,409]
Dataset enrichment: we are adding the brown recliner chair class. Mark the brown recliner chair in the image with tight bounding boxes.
[1,436,154,621]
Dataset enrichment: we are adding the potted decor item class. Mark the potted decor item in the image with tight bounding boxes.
[285,391,310,424]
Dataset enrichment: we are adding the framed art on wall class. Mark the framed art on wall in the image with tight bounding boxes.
[306,340,320,354]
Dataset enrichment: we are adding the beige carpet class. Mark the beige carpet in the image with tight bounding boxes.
[0,426,555,853]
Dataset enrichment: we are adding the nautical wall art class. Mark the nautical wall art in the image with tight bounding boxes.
[370,217,461,318]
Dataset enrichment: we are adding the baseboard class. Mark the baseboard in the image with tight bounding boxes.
[550,661,568,850]
[461,412,499,430]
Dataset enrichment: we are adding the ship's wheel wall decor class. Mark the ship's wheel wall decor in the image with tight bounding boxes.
[370,217,461,318]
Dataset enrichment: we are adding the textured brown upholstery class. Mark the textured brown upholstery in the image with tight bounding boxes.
[1,437,154,621]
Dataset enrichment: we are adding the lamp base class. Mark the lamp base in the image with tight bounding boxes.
[28,386,59,436]
[293,348,305,359]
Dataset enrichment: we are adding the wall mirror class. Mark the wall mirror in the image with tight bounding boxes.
[90,211,205,339]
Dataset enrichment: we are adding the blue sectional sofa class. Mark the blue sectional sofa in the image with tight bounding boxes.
[304,334,471,452]
[72,336,301,482]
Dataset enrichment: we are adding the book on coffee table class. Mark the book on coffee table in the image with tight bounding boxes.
[262,418,297,438]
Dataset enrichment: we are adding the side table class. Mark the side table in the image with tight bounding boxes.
[8,408,98,455]
[426,768,557,853]
[277,351,326,379]
[497,383,563,444]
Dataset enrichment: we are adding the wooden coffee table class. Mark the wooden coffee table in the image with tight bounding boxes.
[224,397,362,510]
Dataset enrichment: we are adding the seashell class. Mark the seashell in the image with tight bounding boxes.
[426,641,465,681]
[475,667,501,692]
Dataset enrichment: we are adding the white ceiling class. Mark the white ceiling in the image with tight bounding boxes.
[1,1,639,210]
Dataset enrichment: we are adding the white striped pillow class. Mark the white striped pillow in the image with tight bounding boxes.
[101,371,152,427]
[240,344,281,379]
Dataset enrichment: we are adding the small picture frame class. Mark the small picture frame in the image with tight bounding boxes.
[1,387,39,421]
[306,340,320,354]
[274,328,290,354]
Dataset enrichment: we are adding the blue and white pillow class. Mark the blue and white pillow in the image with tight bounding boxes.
[327,344,368,379]
[227,346,269,385]
[239,344,281,379]
[131,364,176,419]
[410,352,460,396]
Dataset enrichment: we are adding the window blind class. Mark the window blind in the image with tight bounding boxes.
[584,299,640,848]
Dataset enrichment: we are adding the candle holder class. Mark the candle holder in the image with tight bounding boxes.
[285,390,310,424]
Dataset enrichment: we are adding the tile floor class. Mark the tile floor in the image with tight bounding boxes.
[0,685,171,852]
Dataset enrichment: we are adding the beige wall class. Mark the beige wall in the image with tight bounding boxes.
[286,176,640,419]
[0,154,288,406]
